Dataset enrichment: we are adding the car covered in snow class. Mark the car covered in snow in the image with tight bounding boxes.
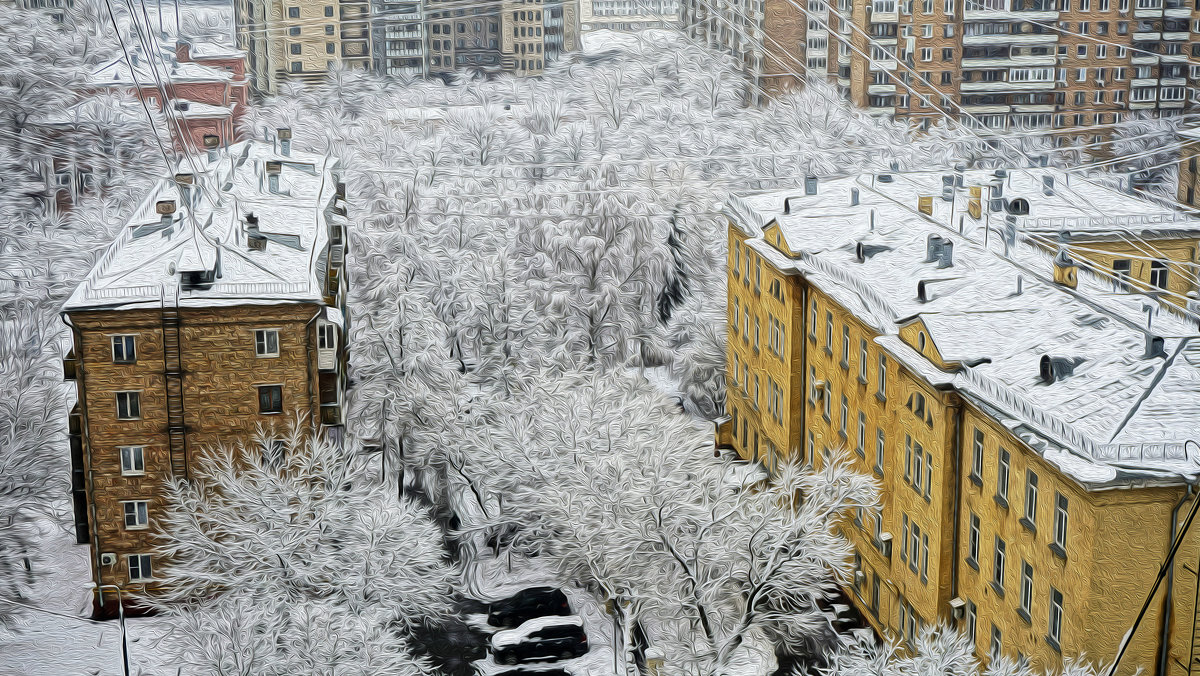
[490,615,588,665]
[487,586,571,627]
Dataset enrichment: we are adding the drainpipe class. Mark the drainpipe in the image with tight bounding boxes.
[798,277,808,465]
[948,393,965,603]
[61,312,105,612]
[305,307,323,430]
[1158,478,1198,676]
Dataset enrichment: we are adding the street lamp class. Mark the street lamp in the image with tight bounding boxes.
[98,584,131,676]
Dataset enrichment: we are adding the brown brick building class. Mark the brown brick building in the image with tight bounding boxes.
[682,0,1196,132]
[62,135,349,615]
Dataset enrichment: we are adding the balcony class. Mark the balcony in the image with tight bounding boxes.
[962,33,1057,46]
[962,55,1055,68]
[963,8,1056,20]
[868,83,897,94]
[962,80,1055,92]
[63,350,77,380]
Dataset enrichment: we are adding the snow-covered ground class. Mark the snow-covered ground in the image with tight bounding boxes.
[464,554,618,676]
[0,515,178,676]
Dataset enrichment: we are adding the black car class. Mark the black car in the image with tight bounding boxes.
[491,616,588,665]
[487,587,571,627]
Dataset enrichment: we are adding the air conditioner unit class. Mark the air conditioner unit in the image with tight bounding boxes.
[878,532,893,557]
[855,570,866,585]
[950,596,966,619]
[100,553,117,566]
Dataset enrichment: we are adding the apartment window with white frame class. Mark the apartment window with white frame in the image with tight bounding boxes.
[1019,561,1033,620]
[971,428,984,481]
[875,428,885,475]
[120,446,145,475]
[1024,470,1039,528]
[1053,493,1069,554]
[992,536,1006,593]
[922,23,932,37]
[943,0,954,13]
[317,322,337,350]
[127,554,153,582]
[965,600,977,645]
[1049,588,1064,649]
[1096,44,1106,58]
[115,391,141,420]
[877,354,887,398]
[255,329,280,357]
[991,625,1002,661]
[825,311,833,350]
[920,47,932,61]
[1162,87,1186,101]
[857,413,866,456]
[110,335,136,364]
[859,339,868,380]
[840,395,849,435]
[997,447,1010,503]
[967,512,980,567]
[123,500,149,529]
[841,325,850,366]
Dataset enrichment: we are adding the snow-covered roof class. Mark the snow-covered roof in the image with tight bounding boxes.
[32,96,148,128]
[727,168,1200,489]
[491,615,583,648]
[63,139,343,313]
[188,41,245,60]
[89,46,233,88]
[170,99,231,119]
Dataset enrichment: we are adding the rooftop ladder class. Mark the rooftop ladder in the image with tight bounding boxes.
[161,296,188,480]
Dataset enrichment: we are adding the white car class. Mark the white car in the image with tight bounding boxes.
[491,615,588,665]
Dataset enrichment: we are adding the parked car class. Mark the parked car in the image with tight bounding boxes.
[491,615,588,665]
[487,586,571,627]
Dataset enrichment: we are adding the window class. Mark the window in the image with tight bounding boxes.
[291,61,303,73]
[1077,44,1087,57]
[754,257,762,293]
[324,5,333,15]
[1053,493,1069,555]
[857,413,867,456]
[116,392,141,420]
[841,325,850,366]
[920,532,929,582]
[1023,470,1039,529]
[908,391,927,422]
[289,26,300,35]
[733,241,742,277]
[258,385,283,414]
[807,431,815,465]
[754,317,761,351]
[1113,259,1132,289]
[325,24,334,34]
[127,554,153,582]
[255,329,280,357]
[287,5,299,16]
[877,354,888,398]
[1048,588,1064,649]
[823,384,832,421]
[993,537,1006,594]
[825,311,833,350]
[1019,561,1033,620]
[920,47,932,61]
[942,48,953,62]
[971,428,984,483]
[859,339,868,381]
[111,335,136,364]
[318,323,336,350]
[289,43,301,55]
[904,435,913,483]
[875,428,885,475]
[997,447,1010,504]
[326,42,335,54]
[123,500,149,529]
[120,446,145,475]
[990,625,1002,661]
[810,301,818,339]
[941,71,952,84]
[965,600,977,645]
[1151,260,1169,289]
[967,513,980,568]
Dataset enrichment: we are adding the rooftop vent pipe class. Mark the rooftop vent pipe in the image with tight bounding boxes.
[266,160,282,194]
[277,127,292,156]
[917,279,930,303]
[1042,175,1055,196]
[925,234,944,263]
[850,187,859,206]
[937,240,954,268]
[155,200,176,228]
[805,176,818,196]
[202,134,220,162]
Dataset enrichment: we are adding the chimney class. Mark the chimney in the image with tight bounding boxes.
[1042,175,1055,196]
[175,40,191,63]
[869,209,876,232]
[155,200,176,228]
[1052,249,1078,289]
[783,196,795,215]
[925,234,944,263]
[917,280,930,303]
[277,127,292,156]
[266,160,282,193]
[1145,334,1166,359]
[938,240,954,268]
[850,187,859,206]
[131,52,139,67]
[174,173,194,207]
[804,175,818,196]
[203,134,220,162]
[953,163,966,187]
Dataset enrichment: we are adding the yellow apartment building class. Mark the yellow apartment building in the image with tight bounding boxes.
[725,168,1200,676]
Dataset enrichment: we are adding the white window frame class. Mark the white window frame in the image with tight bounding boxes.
[120,446,145,476]
[1049,588,1064,646]
[255,328,280,358]
[997,447,1010,501]
[110,334,136,364]
[115,391,141,420]
[317,322,337,350]
[123,500,149,530]
[1024,470,1039,524]
[993,536,1006,590]
[1053,492,1069,550]
[127,553,153,582]
[1020,561,1033,616]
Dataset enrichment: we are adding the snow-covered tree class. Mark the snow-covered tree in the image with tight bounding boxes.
[150,427,455,673]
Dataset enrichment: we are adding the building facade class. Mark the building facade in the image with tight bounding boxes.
[238,0,580,94]
[579,0,679,32]
[683,0,1197,130]
[725,168,1200,674]
[62,136,350,615]
[1177,126,1200,209]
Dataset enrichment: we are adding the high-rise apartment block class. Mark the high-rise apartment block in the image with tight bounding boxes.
[724,168,1200,674]
[62,134,350,615]
[579,0,679,31]
[236,0,581,94]
[683,0,1197,130]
